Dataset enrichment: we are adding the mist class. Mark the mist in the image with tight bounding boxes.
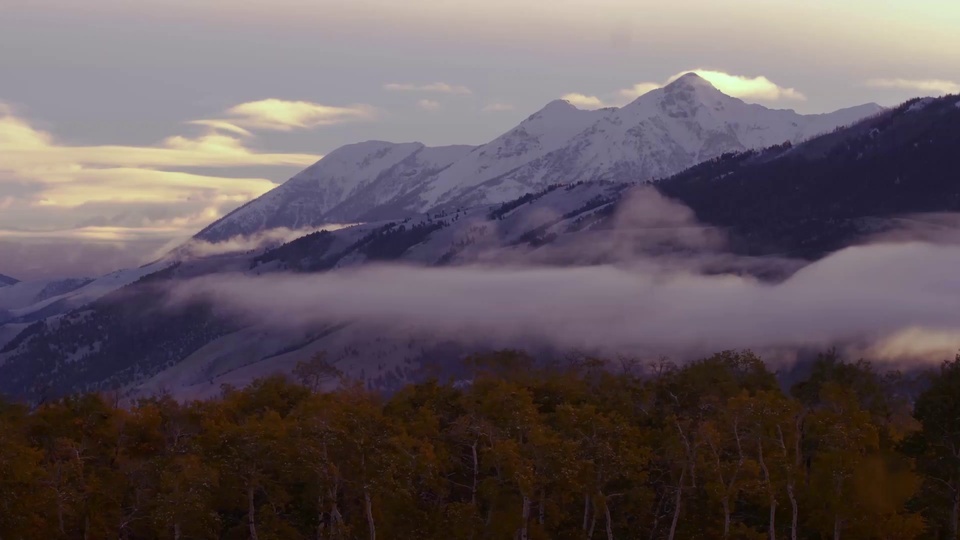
[170,239,960,364]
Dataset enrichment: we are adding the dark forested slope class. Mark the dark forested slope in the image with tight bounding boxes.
[658,95,960,257]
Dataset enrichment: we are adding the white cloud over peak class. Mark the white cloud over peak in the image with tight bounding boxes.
[384,82,472,94]
[560,93,607,109]
[617,69,807,102]
[565,69,807,109]
[682,70,806,101]
[866,78,960,96]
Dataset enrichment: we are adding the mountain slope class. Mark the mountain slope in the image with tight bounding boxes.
[197,142,475,241]
[0,273,17,287]
[196,74,882,242]
[658,93,960,258]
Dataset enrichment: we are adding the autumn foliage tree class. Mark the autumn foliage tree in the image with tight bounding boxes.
[0,349,954,539]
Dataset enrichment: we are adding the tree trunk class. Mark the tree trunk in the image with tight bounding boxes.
[605,500,614,540]
[520,495,531,540]
[833,515,841,540]
[583,494,591,532]
[722,499,731,538]
[329,483,344,533]
[248,486,259,540]
[787,482,799,540]
[316,493,325,540]
[471,441,479,506]
[757,437,776,540]
[768,498,777,540]
[668,468,684,540]
[950,487,959,540]
[174,521,181,540]
[57,494,65,535]
[364,489,376,540]
[589,507,598,539]
[539,489,546,525]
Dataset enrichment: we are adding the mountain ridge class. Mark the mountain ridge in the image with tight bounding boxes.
[196,73,884,242]
[0,273,18,287]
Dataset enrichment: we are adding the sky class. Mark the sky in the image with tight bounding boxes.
[2,0,959,280]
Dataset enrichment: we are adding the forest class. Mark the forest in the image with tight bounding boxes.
[2,350,960,540]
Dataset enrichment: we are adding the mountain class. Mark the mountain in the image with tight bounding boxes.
[2,93,957,401]
[196,73,883,242]
[0,273,18,287]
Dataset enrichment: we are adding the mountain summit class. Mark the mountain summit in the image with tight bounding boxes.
[196,80,883,242]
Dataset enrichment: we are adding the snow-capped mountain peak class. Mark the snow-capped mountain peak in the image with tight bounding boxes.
[195,81,883,243]
[662,71,720,94]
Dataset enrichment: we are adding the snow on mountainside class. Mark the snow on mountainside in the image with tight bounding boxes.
[197,142,474,241]
[0,273,17,287]
[196,73,883,243]
[0,261,174,352]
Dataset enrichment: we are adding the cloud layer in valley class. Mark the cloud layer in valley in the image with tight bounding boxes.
[169,189,960,365]
[172,241,960,364]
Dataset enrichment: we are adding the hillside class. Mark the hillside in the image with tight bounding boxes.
[658,94,960,258]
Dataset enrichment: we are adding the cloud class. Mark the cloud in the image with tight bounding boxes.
[680,70,806,101]
[615,69,807,103]
[186,119,253,137]
[217,99,377,131]
[384,82,472,94]
[171,224,356,259]
[173,241,960,362]
[560,93,607,109]
[0,102,322,274]
[0,114,318,170]
[482,102,514,112]
[167,190,960,364]
[865,78,960,96]
[417,99,442,111]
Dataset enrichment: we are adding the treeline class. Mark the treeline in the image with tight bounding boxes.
[3,350,960,539]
